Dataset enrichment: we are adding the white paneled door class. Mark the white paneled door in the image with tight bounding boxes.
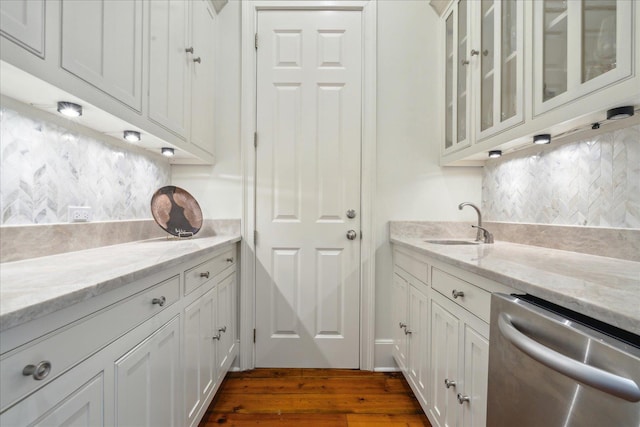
[255,10,363,368]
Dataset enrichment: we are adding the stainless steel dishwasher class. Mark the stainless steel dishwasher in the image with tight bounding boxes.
[487,293,640,427]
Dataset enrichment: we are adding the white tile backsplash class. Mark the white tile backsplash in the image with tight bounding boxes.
[482,125,640,228]
[0,107,171,225]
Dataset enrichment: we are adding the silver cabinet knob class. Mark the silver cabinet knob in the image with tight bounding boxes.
[346,230,357,240]
[23,361,52,381]
[218,326,227,333]
[193,57,201,63]
[457,393,470,404]
[470,49,480,56]
[461,59,470,65]
[404,329,413,335]
[185,47,194,53]
[399,322,407,329]
[444,378,456,389]
[152,296,166,306]
[452,289,465,299]
[213,332,221,341]
[226,257,234,263]
[200,271,210,278]
[346,209,356,219]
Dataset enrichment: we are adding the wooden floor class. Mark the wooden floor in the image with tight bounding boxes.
[199,368,432,426]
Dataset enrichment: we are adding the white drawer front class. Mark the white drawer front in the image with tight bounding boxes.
[0,275,180,411]
[432,268,490,323]
[184,248,235,295]
[394,248,429,285]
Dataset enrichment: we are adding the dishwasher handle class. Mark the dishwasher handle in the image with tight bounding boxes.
[498,313,640,402]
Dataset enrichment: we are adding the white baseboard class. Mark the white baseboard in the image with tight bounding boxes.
[373,339,399,371]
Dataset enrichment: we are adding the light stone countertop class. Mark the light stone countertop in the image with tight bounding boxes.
[0,235,241,332]
[391,236,640,335]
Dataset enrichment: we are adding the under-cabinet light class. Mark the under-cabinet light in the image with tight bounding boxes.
[161,147,175,157]
[533,134,551,145]
[123,130,141,143]
[606,106,634,120]
[488,150,502,158]
[57,101,82,117]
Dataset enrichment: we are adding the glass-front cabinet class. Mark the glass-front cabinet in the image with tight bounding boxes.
[442,0,524,155]
[534,0,634,115]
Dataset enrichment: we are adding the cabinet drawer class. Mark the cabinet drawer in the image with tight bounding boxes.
[394,248,429,285]
[184,248,235,295]
[432,268,490,323]
[0,275,180,411]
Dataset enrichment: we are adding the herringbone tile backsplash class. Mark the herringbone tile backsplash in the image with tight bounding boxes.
[0,107,171,225]
[482,125,640,228]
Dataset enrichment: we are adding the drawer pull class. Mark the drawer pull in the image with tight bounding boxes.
[404,329,413,335]
[23,361,52,381]
[213,332,221,341]
[444,379,456,389]
[200,271,210,278]
[152,296,166,307]
[452,289,465,299]
[399,322,407,329]
[218,326,227,333]
[457,393,470,404]
[226,257,234,263]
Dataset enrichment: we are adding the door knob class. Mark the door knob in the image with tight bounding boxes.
[346,230,357,240]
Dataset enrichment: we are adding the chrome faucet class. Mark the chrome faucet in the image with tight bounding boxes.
[458,202,484,242]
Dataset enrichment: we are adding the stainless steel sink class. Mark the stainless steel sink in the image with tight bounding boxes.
[424,239,480,245]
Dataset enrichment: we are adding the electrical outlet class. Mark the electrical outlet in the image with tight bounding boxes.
[68,206,92,223]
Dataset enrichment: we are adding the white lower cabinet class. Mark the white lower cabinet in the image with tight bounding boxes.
[392,245,508,427]
[115,316,181,427]
[0,243,239,427]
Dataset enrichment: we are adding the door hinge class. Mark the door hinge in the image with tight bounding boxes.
[253,328,256,343]
[253,230,258,245]
[255,33,258,50]
[254,132,258,148]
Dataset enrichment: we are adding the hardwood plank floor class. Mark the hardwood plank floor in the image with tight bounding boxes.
[199,369,432,426]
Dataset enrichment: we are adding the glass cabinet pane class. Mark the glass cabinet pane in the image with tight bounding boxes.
[480,0,494,131]
[501,0,517,122]
[445,14,454,149]
[543,0,568,101]
[582,0,616,82]
[457,0,468,143]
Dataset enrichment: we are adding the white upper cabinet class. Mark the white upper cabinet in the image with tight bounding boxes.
[0,0,45,57]
[61,0,143,111]
[443,0,524,155]
[189,0,216,156]
[148,0,190,138]
[534,0,634,115]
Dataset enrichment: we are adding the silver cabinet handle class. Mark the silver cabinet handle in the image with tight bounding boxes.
[152,296,166,306]
[193,57,201,63]
[444,378,456,389]
[213,332,221,341]
[23,361,52,381]
[498,313,640,402]
[218,326,227,333]
[399,322,407,329]
[185,47,194,53]
[346,230,357,240]
[452,289,465,299]
[404,329,412,335]
[226,257,234,263]
[470,49,479,56]
[200,271,210,278]
[457,393,470,404]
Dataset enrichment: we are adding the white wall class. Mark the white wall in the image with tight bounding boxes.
[374,0,483,368]
[171,1,242,219]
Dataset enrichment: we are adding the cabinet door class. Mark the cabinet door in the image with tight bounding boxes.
[460,323,489,427]
[189,0,215,155]
[443,0,472,155]
[476,0,524,140]
[430,299,460,427]
[61,0,143,111]
[183,287,217,427]
[115,316,181,427]
[0,373,104,427]
[407,283,429,405]
[391,273,409,371]
[534,0,633,115]
[0,0,44,57]
[216,272,236,375]
[149,0,190,138]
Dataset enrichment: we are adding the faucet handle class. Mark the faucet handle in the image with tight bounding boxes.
[472,225,494,244]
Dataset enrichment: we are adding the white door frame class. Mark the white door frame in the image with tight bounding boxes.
[239,0,377,371]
